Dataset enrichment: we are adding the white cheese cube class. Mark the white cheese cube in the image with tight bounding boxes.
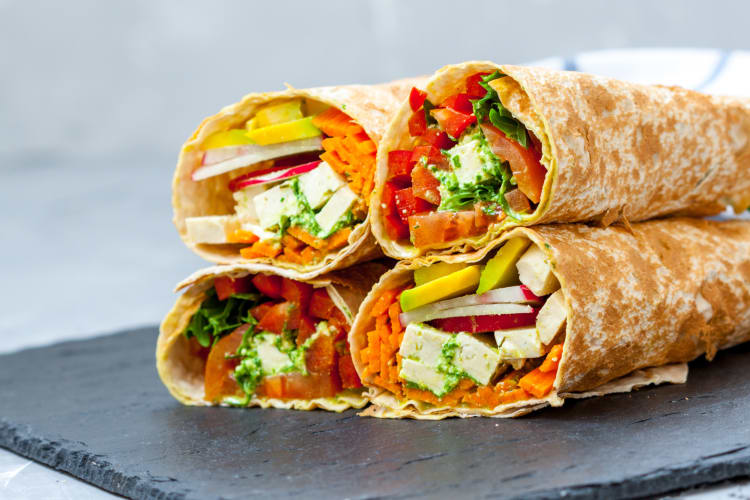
[185,215,237,244]
[255,334,292,374]
[253,183,297,230]
[447,136,492,186]
[399,323,452,366]
[298,161,346,209]
[315,184,358,234]
[536,290,567,344]
[454,333,500,386]
[233,184,266,222]
[516,245,560,296]
[399,358,449,395]
[496,326,546,359]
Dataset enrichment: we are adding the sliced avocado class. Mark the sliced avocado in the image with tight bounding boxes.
[400,266,481,312]
[203,129,255,149]
[414,262,467,286]
[245,117,321,145]
[476,237,531,294]
[254,99,304,128]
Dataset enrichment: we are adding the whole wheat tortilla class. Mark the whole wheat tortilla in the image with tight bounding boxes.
[371,61,750,259]
[351,218,750,418]
[174,78,425,279]
[158,261,390,412]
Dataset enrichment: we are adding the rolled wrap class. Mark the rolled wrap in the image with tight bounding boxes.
[174,78,425,279]
[372,61,750,258]
[351,218,750,418]
[158,261,389,412]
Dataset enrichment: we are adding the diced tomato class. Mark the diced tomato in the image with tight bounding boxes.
[338,353,362,389]
[466,72,491,99]
[296,314,316,346]
[408,109,427,137]
[441,93,474,115]
[251,274,283,299]
[306,334,337,375]
[384,212,410,241]
[411,164,441,205]
[407,210,480,248]
[410,145,442,166]
[529,133,543,159]
[309,289,336,320]
[504,188,532,213]
[382,181,399,216]
[394,187,434,224]
[277,372,342,399]
[409,87,427,112]
[474,203,501,229]
[256,374,285,399]
[280,278,313,312]
[250,302,274,321]
[214,276,253,301]
[431,108,476,139]
[480,123,547,204]
[431,310,540,333]
[387,150,416,187]
[257,301,299,334]
[203,325,248,402]
[421,128,456,150]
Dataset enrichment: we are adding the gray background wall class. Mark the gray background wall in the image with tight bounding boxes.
[1,0,749,352]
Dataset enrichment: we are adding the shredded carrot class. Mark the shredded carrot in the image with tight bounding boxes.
[226,228,258,244]
[519,368,556,398]
[287,226,326,250]
[240,239,281,259]
[278,246,305,265]
[281,233,304,251]
[312,108,362,137]
[372,289,399,317]
[539,344,563,373]
[300,246,319,264]
[326,227,352,251]
[388,302,402,335]
[499,388,532,404]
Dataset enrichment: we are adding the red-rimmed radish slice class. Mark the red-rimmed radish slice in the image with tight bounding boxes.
[228,165,289,192]
[230,161,321,191]
[191,136,322,181]
[431,310,540,334]
[202,145,254,166]
[400,302,533,326]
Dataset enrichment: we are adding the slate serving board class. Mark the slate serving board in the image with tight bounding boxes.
[2,327,750,499]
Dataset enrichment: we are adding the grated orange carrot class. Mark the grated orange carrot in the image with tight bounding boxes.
[240,239,281,259]
[300,246,319,264]
[227,228,259,244]
[499,388,531,404]
[326,227,352,251]
[539,344,563,373]
[519,368,556,398]
[281,233,304,251]
[388,302,402,335]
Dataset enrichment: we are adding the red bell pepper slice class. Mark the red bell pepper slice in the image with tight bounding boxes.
[421,128,456,150]
[251,274,283,299]
[466,72,491,99]
[384,212,410,241]
[441,93,474,115]
[480,123,546,204]
[280,278,313,312]
[309,289,336,320]
[408,109,427,137]
[387,150,416,187]
[258,301,298,334]
[411,164,441,206]
[409,87,427,112]
[431,108,477,139]
[410,145,442,165]
[214,276,253,301]
[394,187,434,225]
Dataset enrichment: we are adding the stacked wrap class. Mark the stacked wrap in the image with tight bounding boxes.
[174,78,424,279]
[351,218,750,418]
[372,61,750,258]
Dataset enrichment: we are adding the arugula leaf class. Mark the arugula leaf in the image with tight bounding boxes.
[184,288,262,348]
[470,71,528,148]
[423,99,437,126]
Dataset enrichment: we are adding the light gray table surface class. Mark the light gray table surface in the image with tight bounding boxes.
[3,0,750,498]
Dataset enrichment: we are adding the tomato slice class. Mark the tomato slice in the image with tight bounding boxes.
[306,334,337,375]
[204,325,248,402]
[480,123,546,204]
[407,211,482,248]
[421,128,456,150]
[296,314,316,346]
[410,145,442,166]
[441,93,473,115]
[309,289,336,320]
[431,108,476,139]
[408,109,427,137]
[384,212,410,241]
[338,353,362,389]
[409,87,427,112]
[277,372,342,399]
[387,150,416,187]
[251,274,283,299]
[411,164,441,205]
[250,302,274,321]
[280,278,313,312]
[214,276,253,301]
[255,375,285,399]
[394,187,434,225]
[466,72,491,99]
[257,301,299,334]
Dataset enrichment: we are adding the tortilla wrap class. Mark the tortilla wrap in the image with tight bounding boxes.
[174,78,425,279]
[351,218,750,418]
[372,61,750,258]
[158,261,390,411]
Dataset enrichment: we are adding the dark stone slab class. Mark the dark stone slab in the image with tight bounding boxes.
[2,328,750,499]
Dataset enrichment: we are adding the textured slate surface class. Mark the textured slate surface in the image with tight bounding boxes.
[2,328,750,499]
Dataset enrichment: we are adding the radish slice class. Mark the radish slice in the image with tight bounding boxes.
[228,165,289,191]
[230,161,321,191]
[433,312,539,333]
[398,286,541,325]
[192,136,322,181]
[202,145,256,166]
[400,302,533,326]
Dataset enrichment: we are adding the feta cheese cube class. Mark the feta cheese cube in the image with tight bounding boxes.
[253,183,297,229]
[516,245,560,296]
[496,326,546,359]
[315,184,358,234]
[233,184,266,222]
[399,323,452,366]
[399,358,450,395]
[536,290,567,344]
[298,161,346,209]
[256,334,293,374]
[454,333,500,385]
[185,215,237,244]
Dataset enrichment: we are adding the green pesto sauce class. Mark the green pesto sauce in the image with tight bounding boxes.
[277,178,358,239]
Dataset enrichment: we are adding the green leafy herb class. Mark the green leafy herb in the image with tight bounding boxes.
[184,288,261,348]
[470,71,528,148]
[423,98,437,126]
